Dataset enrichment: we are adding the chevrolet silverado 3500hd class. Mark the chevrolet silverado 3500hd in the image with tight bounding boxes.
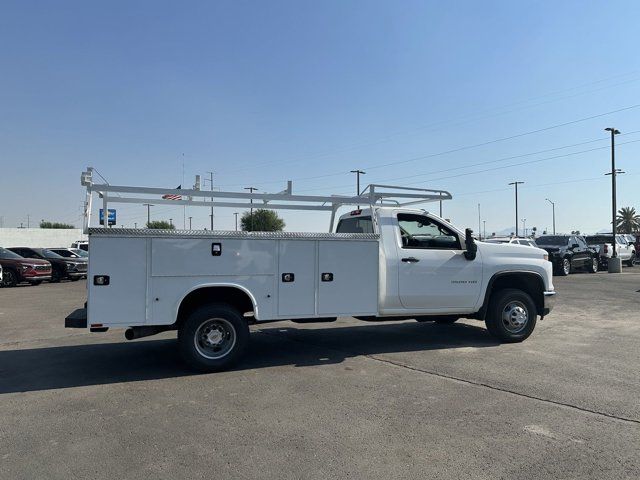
[66,169,555,371]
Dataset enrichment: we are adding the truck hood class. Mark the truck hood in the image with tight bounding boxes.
[478,241,548,259]
[0,257,51,267]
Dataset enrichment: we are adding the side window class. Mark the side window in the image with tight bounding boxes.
[397,214,461,250]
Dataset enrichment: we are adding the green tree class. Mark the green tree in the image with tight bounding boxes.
[146,220,175,229]
[40,221,75,229]
[241,209,285,232]
[616,207,640,233]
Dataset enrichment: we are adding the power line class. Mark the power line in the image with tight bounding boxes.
[214,104,640,189]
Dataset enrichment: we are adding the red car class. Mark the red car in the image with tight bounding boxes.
[0,247,52,287]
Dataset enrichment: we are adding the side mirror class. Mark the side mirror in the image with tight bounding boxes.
[464,228,477,260]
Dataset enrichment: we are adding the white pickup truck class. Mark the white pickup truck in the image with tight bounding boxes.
[66,170,556,371]
[585,234,636,268]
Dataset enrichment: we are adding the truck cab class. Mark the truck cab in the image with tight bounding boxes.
[337,207,554,319]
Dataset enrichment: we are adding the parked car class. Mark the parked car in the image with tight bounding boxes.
[484,237,538,247]
[48,248,89,278]
[69,248,89,258]
[0,247,52,287]
[7,247,87,282]
[584,234,635,268]
[71,240,89,252]
[536,235,598,275]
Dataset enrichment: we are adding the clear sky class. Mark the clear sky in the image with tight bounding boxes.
[1,0,639,234]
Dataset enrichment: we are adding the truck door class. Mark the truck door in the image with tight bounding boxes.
[395,213,482,311]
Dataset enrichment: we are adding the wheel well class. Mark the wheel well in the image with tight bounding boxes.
[175,287,255,327]
[479,273,545,318]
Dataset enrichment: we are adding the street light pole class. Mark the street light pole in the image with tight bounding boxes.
[522,218,527,237]
[188,216,192,229]
[508,181,525,237]
[545,198,555,235]
[483,220,486,241]
[234,212,239,231]
[477,203,481,240]
[143,203,154,226]
[244,187,258,231]
[605,128,622,262]
[206,171,214,231]
[350,170,366,208]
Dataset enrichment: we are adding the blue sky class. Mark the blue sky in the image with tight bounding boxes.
[1,0,639,234]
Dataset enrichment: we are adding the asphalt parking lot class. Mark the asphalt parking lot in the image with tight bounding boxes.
[1,272,639,479]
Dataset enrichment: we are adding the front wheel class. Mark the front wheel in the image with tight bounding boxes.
[2,270,18,287]
[625,255,635,267]
[485,289,537,343]
[588,256,599,273]
[178,303,249,372]
[50,269,61,283]
[557,257,571,276]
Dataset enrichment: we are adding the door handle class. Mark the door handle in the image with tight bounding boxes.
[401,257,420,263]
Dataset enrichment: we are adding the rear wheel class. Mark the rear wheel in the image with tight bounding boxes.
[2,269,18,287]
[485,288,537,343]
[588,256,598,273]
[178,303,249,372]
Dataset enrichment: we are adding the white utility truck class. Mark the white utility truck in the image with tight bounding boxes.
[66,168,556,371]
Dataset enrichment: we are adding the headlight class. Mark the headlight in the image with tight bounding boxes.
[21,265,30,271]
[543,254,549,261]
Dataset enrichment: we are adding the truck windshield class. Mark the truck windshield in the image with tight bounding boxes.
[536,236,568,246]
[336,216,373,233]
[585,235,612,245]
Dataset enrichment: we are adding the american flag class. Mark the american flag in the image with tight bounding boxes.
[162,185,182,200]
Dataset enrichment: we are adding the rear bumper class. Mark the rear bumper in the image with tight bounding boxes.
[65,308,87,328]
[542,290,556,316]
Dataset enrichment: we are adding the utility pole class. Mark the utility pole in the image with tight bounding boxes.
[508,181,525,237]
[483,220,486,241]
[143,203,154,226]
[188,216,192,229]
[234,212,239,231]
[206,171,214,230]
[545,198,556,235]
[605,127,623,271]
[27,214,30,228]
[477,203,481,240]
[244,187,258,231]
[350,170,366,208]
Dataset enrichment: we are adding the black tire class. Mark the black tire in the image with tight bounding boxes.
[485,288,537,343]
[31,280,43,286]
[69,276,81,281]
[587,255,598,273]
[2,269,18,287]
[625,256,635,267]
[50,269,62,283]
[556,257,571,276]
[178,303,249,372]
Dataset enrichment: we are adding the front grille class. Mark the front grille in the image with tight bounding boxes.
[35,265,51,272]
[76,264,87,272]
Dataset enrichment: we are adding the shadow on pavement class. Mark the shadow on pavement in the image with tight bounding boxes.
[0,321,497,394]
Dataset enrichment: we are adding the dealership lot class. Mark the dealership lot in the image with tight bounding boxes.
[0,273,639,479]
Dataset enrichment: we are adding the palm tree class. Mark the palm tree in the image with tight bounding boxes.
[616,207,640,233]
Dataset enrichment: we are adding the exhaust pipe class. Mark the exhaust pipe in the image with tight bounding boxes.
[125,326,168,340]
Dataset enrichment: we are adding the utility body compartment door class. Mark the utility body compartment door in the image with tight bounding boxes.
[317,241,378,315]
[277,241,316,316]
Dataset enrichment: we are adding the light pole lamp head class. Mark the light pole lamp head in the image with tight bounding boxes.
[605,127,621,135]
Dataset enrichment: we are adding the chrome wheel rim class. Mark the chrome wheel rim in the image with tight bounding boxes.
[592,258,598,272]
[501,301,529,333]
[194,318,236,360]
[563,259,571,275]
